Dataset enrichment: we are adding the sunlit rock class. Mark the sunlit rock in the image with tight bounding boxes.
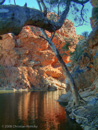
[0,18,78,90]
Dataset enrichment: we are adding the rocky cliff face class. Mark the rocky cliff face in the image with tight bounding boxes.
[58,3,98,129]
[0,19,78,90]
[70,1,98,91]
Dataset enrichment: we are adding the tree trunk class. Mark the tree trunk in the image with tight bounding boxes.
[56,49,83,106]
[41,29,85,106]
[0,0,5,5]
[0,4,69,35]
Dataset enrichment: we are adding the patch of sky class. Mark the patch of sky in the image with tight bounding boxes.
[67,2,93,35]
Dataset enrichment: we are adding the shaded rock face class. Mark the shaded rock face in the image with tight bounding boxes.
[58,77,98,130]
[0,19,78,90]
[70,22,98,90]
[90,0,98,28]
[90,0,98,7]
[69,1,98,90]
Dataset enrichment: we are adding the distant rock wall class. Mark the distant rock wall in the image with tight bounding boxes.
[71,33,98,90]
[70,2,98,90]
[0,19,78,90]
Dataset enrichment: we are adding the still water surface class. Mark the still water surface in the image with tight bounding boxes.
[0,91,82,130]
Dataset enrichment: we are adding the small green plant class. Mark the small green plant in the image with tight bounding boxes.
[49,13,57,21]
[72,46,84,62]
[71,40,87,63]
[55,33,58,36]
[62,42,70,51]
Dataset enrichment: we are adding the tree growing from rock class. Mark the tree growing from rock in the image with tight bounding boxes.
[82,31,89,39]
[0,0,90,106]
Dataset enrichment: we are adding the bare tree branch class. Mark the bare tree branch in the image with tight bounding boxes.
[57,0,60,19]
[40,0,47,16]
[80,4,88,23]
[37,0,47,16]
[14,0,16,5]
[57,0,70,26]
[81,4,85,23]
[75,23,87,27]
[0,0,5,5]
[37,0,55,41]
[71,0,90,5]
[37,0,42,11]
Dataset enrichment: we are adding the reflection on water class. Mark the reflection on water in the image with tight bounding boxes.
[0,91,82,130]
[17,91,66,129]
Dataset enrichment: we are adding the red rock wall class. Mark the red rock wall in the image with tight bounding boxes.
[0,19,78,90]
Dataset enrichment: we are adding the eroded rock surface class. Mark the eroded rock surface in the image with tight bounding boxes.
[0,19,78,90]
[70,25,98,90]
[58,2,98,129]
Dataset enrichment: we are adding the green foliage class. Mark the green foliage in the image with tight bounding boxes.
[0,65,3,69]
[0,65,6,78]
[70,51,74,55]
[72,46,84,62]
[62,42,70,51]
[49,13,57,21]
[61,53,68,56]
[71,40,87,63]
[92,7,98,20]
[49,0,58,4]
[55,33,58,36]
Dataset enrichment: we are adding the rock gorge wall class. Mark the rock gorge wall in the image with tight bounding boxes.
[70,1,98,91]
[58,2,98,129]
[0,19,78,90]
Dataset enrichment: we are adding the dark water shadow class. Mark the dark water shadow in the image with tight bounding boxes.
[0,91,83,130]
